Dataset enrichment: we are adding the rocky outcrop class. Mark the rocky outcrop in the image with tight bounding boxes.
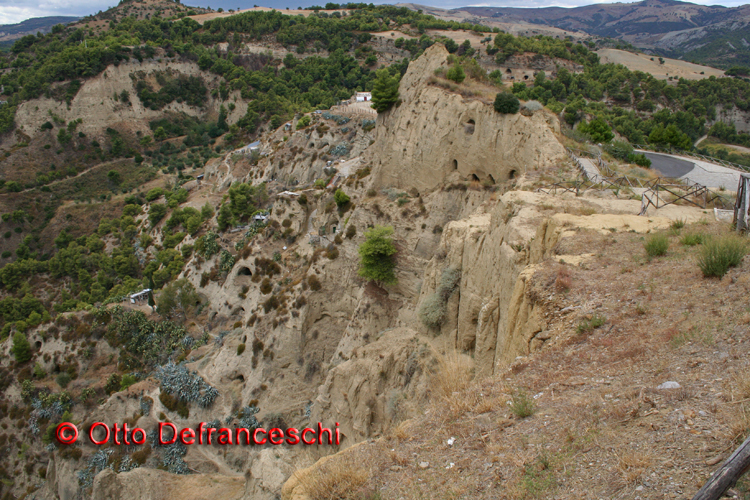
[368,44,566,193]
[309,328,435,446]
[416,191,562,376]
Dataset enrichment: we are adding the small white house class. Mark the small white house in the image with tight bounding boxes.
[355,92,372,102]
[129,289,152,304]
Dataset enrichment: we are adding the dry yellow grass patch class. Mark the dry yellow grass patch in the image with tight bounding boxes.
[295,458,370,500]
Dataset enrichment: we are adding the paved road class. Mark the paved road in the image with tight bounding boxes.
[638,151,741,190]
[642,152,695,178]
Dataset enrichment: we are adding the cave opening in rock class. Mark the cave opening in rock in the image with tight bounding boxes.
[470,173,480,182]
[453,159,458,169]
[488,174,496,184]
[509,170,517,180]
[464,119,475,135]
[238,267,252,276]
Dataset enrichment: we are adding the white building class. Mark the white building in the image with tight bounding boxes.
[355,92,372,102]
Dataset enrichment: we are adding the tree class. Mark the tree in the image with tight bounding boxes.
[107,170,121,185]
[158,279,200,320]
[149,204,168,227]
[334,189,350,207]
[358,225,397,285]
[443,39,458,53]
[154,126,167,141]
[446,65,465,83]
[12,332,31,363]
[578,117,614,143]
[494,92,520,114]
[371,69,400,113]
[218,203,233,231]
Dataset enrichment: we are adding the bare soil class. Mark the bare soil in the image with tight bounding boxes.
[597,49,724,81]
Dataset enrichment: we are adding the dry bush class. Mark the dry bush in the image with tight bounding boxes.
[554,265,572,292]
[729,371,750,402]
[616,451,653,487]
[296,458,370,500]
[432,350,473,400]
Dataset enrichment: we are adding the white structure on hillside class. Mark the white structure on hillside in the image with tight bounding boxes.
[355,92,372,102]
[129,289,152,304]
[238,141,261,155]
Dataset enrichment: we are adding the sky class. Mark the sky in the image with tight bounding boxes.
[1,0,749,26]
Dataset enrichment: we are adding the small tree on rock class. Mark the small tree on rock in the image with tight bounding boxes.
[494,92,520,114]
[358,225,397,285]
[371,69,400,113]
[334,189,350,207]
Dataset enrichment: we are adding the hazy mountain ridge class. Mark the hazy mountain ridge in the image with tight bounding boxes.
[404,0,750,68]
[0,17,80,43]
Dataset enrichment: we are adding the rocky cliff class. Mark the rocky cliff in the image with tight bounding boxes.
[368,44,566,193]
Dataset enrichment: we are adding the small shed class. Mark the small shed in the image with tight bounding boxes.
[355,92,372,102]
[129,289,152,304]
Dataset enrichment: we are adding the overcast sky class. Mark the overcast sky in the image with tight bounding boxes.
[2,0,749,26]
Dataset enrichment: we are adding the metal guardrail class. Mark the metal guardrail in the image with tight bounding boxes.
[633,144,750,174]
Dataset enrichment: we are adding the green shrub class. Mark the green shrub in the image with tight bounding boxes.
[603,140,633,160]
[697,235,748,278]
[577,314,606,334]
[494,92,520,114]
[419,267,460,330]
[644,233,669,258]
[628,153,651,168]
[120,373,138,391]
[296,115,311,129]
[358,225,397,285]
[670,219,685,230]
[237,343,246,355]
[446,65,465,83]
[11,332,31,363]
[56,373,71,388]
[510,389,535,418]
[345,225,356,239]
[680,232,705,246]
[419,293,447,330]
[334,189,350,207]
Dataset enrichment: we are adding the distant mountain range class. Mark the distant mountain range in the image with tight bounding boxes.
[404,0,750,69]
[0,17,80,46]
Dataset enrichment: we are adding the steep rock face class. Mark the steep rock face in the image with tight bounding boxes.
[417,192,563,376]
[368,44,566,193]
[716,105,750,134]
[309,328,435,446]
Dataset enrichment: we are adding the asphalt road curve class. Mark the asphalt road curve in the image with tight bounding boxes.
[642,152,695,179]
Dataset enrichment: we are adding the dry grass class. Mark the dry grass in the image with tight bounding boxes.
[295,458,370,500]
[432,350,473,400]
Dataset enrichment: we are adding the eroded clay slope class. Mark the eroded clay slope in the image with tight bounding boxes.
[368,44,566,193]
